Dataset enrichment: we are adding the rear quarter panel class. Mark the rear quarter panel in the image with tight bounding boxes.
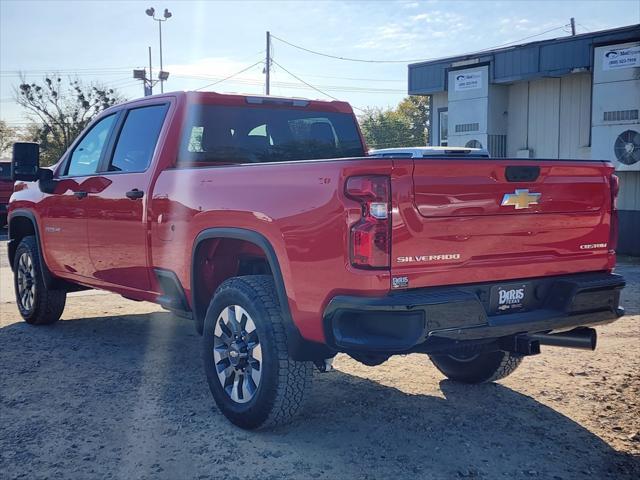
[151,158,393,342]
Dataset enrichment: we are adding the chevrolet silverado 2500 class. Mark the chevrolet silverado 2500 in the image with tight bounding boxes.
[8,91,625,429]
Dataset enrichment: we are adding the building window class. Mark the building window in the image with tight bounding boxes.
[439,109,448,146]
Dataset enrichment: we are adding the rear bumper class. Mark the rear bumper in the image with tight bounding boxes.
[323,272,625,353]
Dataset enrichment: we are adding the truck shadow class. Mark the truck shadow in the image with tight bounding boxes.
[1,312,638,480]
[616,262,640,315]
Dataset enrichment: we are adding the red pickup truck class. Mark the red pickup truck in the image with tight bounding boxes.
[8,91,625,429]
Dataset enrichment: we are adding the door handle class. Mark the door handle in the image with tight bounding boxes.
[126,189,144,200]
[73,191,88,199]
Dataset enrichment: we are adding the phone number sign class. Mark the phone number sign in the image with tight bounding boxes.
[603,45,640,71]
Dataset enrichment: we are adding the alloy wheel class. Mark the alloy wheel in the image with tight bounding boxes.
[16,252,36,312]
[212,305,262,403]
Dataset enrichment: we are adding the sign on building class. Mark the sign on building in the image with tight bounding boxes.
[602,45,640,70]
[454,71,482,91]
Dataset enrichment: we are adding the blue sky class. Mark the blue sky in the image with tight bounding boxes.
[1,0,638,125]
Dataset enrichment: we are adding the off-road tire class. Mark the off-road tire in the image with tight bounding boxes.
[429,350,523,384]
[13,235,66,325]
[202,275,313,429]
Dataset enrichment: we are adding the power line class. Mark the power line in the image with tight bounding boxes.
[1,68,405,84]
[271,59,341,102]
[271,34,432,63]
[290,72,404,83]
[193,60,264,91]
[471,25,567,52]
[272,25,568,65]
[173,72,406,94]
[1,65,138,72]
[270,59,368,113]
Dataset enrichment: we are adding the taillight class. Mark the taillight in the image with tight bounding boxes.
[346,175,390,269]
[609,174,619,251]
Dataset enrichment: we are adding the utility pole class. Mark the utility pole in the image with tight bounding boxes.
[570,17,576,36]
[147,46,153,96]
[133,47,159,97]
[265,31,271,95]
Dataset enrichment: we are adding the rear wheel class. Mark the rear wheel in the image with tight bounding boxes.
[429,350,522,384]
[13,236,66,325]
[202,275,313,429]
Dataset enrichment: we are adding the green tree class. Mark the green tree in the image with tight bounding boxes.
[15,76,124,166]
[396,95,430,145]
[358,95,430,149]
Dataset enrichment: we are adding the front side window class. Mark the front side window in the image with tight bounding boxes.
[109,104,169,172]
[66,114,116,176]
[178,105,364,165]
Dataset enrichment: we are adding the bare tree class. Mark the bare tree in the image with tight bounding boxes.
[15,76,124,165]
[0,120,19,158]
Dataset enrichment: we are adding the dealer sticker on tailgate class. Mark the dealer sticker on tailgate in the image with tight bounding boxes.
[489,283,529,314]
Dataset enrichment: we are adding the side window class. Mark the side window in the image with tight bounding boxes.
[66,114,116,176]
[109,104,169,173]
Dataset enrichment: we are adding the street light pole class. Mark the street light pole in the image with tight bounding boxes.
[158,20,163,92]
[145,7,172,94]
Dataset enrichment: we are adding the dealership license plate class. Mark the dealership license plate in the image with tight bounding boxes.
[489,283,529,314]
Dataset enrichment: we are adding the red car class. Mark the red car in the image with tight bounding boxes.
[0,161,13,226]
[7,92,625,429]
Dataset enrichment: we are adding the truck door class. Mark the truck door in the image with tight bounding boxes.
[40,113,118,277]
[86,103,169,292]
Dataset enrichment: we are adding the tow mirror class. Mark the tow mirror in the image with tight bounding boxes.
[11,142,40,181]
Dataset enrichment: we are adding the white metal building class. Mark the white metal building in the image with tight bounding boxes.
[408,24,640,255]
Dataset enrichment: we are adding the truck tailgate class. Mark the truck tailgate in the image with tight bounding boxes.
[391,159,616,289]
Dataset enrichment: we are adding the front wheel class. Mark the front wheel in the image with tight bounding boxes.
[13,235,66,325]
[202,275,313,429]
[429,350,523,384]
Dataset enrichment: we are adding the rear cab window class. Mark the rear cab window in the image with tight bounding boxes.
[178,104,364,165]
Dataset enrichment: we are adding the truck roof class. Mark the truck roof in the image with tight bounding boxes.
[113,90,355,114]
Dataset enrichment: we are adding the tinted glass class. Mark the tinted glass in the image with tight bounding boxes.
[110,104,168,172]
[67,114,116,176]
[179,105,364,164]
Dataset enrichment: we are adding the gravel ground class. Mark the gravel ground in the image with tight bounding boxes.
[1,236,638,480]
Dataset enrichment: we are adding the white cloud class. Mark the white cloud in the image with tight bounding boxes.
[410,13,429,21]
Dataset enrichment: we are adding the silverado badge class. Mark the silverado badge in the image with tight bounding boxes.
[501,189,541,210]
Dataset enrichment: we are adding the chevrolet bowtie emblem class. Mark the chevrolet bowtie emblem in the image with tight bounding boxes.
[501,189,541,209]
